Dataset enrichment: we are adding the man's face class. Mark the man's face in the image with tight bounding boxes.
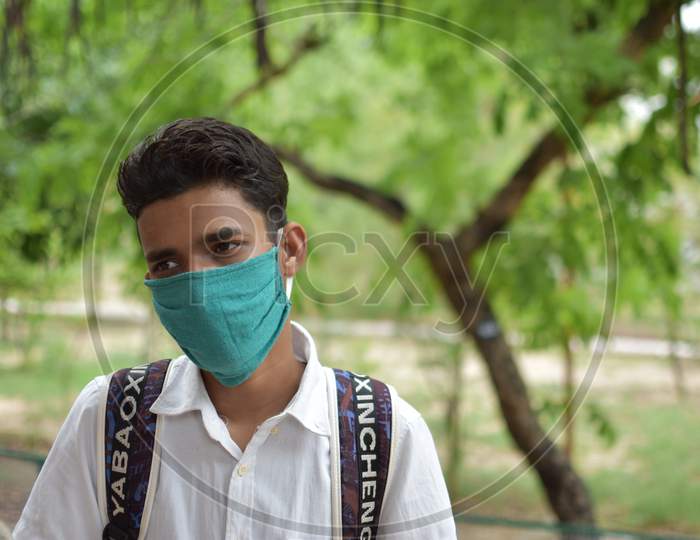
[137,183,274,280]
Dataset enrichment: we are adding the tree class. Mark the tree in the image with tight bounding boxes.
[261,1,687,530]
[2,0,696,535]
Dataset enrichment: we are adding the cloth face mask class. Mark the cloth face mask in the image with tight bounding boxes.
[144,246,292,387]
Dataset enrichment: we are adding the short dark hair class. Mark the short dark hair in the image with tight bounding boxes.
[117,117,288,230]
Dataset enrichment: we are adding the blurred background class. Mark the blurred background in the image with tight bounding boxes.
[1,0,699,538]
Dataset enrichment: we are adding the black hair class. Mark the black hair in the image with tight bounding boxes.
[117,117,288,230]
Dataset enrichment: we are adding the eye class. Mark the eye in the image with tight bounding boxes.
[153,260,179,273]
[212,241,241,255]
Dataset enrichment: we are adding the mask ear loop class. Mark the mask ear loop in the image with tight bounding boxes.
[276,227,294,301]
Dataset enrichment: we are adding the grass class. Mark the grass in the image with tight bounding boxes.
[0,339,136,409]
[586,403,700,533]
[422,367,700,536]
[439,398,700,536]
[0,325,698,536]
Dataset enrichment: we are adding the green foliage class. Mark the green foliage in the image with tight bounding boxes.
[2,0,697,336]
[585,401,617,448]
[1,4,699,532]
[535,396,618,448]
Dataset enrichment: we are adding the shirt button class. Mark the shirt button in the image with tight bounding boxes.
[237,464,249,477]
[270,426,279,435]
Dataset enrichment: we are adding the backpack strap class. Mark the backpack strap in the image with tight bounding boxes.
[327,367,394,540]
[102,359,171,540]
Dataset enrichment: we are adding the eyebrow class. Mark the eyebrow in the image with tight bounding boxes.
[145,247,179,264]
[203,226,243,244]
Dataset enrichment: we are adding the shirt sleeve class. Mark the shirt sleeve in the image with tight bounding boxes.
[13,376,107,540]
[378,398,458,539]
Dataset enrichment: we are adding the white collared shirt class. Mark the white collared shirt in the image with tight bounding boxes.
[13,321,457,539]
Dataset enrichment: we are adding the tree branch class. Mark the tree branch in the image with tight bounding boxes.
[68,0,82,38]
[675,0,691,174]
[621,0,678,60]
[270,0,677,252]
[250,0,273,73]
[271,145,409,223]
[225,26,326,110]
[456,131,568,256]
[455,0,678,257]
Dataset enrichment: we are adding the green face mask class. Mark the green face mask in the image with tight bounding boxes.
[144,245,292,387]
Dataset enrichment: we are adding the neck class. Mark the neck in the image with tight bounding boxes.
[200,319,305,426]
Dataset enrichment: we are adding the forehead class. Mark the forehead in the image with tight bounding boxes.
[136,184,267,245]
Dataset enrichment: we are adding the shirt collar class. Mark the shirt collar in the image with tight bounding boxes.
[149,320,330,437]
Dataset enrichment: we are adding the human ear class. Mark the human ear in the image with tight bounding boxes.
[280,222,307,278]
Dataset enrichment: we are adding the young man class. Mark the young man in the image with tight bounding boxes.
[13,118,457,539]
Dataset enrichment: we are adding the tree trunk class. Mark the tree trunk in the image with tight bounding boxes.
[444,343,465,499]
[666,316,687,401]
[423,239,595,533]
[0,289,9,343]
[562,332,576,459]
